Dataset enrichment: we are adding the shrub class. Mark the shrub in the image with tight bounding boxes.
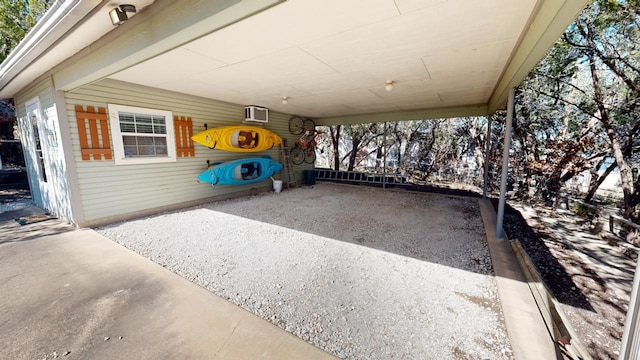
[572,201,598,219]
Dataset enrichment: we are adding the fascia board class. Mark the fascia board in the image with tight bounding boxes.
[316,105,488,127]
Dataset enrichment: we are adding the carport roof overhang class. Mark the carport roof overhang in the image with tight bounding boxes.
[0,0,589,124]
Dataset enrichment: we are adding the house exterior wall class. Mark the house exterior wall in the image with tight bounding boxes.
[64,79,311,227]
[14,76,76,221]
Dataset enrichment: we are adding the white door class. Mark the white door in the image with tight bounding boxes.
[20,98,48,208]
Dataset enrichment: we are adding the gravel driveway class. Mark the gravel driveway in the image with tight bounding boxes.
[97,183,513,359]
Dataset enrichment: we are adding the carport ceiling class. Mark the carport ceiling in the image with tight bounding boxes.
[107,0,582,121]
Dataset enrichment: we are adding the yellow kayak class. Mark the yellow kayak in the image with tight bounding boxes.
[192,125,282,152]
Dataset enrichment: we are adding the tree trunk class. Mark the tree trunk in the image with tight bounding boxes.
[588,56,635,218]
[584,160,617,203]
[330,125,341,171]
[375,143,384,173]
[347,137,361,171]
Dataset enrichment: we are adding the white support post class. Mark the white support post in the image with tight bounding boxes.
[620,258,640,359]
[496,88,515,239]
[482,115,493,199]
[383,122,387,189]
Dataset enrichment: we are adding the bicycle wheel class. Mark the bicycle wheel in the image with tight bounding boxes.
[303,147,316,164]
[303,118,316,135]
[289,115,305,135]
[290,146,305,165]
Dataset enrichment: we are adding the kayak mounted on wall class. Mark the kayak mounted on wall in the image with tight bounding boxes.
[192,125,282,152]
[197,156,283,185]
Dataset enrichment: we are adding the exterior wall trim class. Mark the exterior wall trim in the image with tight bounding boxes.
[53,87,84,225]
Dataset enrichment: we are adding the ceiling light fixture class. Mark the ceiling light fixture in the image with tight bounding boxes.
[385,80,394,92]
[109,4,137,26]
[282,96,289,105]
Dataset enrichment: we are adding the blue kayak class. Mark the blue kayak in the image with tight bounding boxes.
[197,157,283,185]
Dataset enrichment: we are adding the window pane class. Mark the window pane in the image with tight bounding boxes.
[136,114,153,124]
[119,112,135,133]
[136,137,154,155]
[122,136,137,145]
[152,116,166,134]
[120,123,136,133]
[134,114,152,134]
[136,123,154,134]
[123,135,139,157]
[119,112,135,123]
[122,135,168,157]
[119,112,167,134]
[154,137,168,155]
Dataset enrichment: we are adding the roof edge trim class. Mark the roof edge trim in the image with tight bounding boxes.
[0,0,105,98]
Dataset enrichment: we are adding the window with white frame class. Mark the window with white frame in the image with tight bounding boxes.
[108,104,176,165]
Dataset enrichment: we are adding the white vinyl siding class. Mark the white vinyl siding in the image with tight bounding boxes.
[66,79,312,225]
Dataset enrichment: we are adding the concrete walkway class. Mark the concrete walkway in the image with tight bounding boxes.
[0,209,336,360]
[478,199,564,360]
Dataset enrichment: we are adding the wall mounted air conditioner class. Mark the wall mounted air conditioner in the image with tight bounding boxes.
[244,106,268,123]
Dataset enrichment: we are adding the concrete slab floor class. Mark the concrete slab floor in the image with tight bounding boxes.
[0,217,336,360]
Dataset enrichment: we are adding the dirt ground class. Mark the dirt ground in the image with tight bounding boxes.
[499,201,633,360]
